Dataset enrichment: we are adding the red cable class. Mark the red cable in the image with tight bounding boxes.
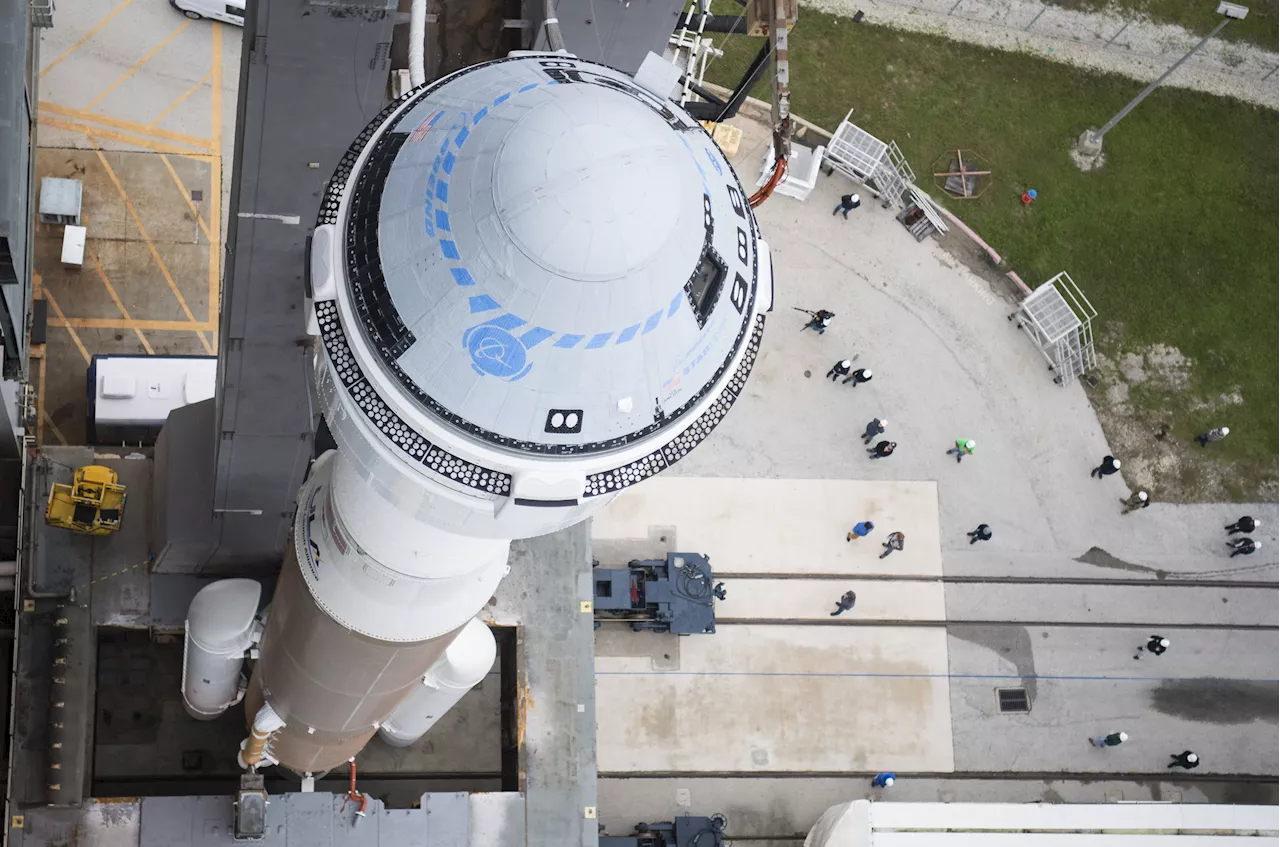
[749,158,788,209]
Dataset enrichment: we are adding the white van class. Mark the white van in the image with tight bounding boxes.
[87,354,217,444]
[170,0,245,26]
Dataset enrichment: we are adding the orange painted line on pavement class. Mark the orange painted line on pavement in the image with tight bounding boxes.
[40,101,214,151]
[37,114,213,158]
[42,288,92,365]
[91,254,154,354]
[209,22,223,337]
[147,71,212,129]
[51,316,216,331]
[42,410,69,446]
[91,145,214,355]
[159,154,213,243]
[40,0,138,78]
[84,19,193,112]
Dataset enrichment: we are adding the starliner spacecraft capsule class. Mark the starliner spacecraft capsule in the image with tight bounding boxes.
[184,53,772,775]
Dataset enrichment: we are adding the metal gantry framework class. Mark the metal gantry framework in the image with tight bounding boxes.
[668,1,720,108]
[1008,272,1098,387]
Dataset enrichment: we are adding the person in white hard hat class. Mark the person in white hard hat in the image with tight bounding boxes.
[827,358,856,382]
[1121,490,1150,514]
[1195,426,1230,447]
[1228,537,1260,558]
[1226,516,1259,535]
[862,418,887,444]
[1091,455,1121,478]
[1135,635,1170,660]
[833,193,862,219]
[841,367,872,387]
[1168,751,1200,769]
[1090,731,1128,748]
[946,438,976,463]
[871,772,896,787]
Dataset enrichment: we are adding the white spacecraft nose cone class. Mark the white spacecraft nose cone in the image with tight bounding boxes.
[496,111,691,282]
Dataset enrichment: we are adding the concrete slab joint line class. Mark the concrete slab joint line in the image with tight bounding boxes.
[803,0,1278,107]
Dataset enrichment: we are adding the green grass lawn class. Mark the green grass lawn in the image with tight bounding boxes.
[1048,0,1277,51]
[705,19,1278,497]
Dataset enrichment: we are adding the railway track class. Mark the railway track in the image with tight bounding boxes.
[714,572,1279,590]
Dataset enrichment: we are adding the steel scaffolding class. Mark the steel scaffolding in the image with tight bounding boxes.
[1008,272,1098,387]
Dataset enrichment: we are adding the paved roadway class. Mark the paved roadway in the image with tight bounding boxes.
[594,114,1278,840]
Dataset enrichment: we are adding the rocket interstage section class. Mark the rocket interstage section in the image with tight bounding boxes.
[247,54,772,774]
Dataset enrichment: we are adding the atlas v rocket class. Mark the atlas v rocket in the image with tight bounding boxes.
[181,54,772,776]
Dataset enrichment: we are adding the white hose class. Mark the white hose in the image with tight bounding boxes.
[543,0,565,52]
[408,0,427,87]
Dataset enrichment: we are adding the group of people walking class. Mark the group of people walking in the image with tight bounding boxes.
[801,289,1262,787]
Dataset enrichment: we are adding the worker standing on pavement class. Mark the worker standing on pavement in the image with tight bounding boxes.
[801,309,835,334]
[862,418,887,444]
[946,439,976,463]
[1168,751,1200,769]
[1226,516,1259,535]
[966,524,992,544]
[827,358,856,382]
[1091,455,1122,479]
[871,772,896,787]
[847,520,875,542]
[1090,731,1128,748]
[842,367,873,387]
[1228,538,1260,558]
[1120,491,1150,514]
[830,591,857,617]
[867,440,896,459]
[880,532,905,559]
[1134,635,1169,660]
[833,193,861,219]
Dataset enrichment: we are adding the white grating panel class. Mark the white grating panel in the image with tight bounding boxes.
[825,109,888,179]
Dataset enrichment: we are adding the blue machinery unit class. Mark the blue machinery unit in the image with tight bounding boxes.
[593,553,725,634]
[600,815,729,847]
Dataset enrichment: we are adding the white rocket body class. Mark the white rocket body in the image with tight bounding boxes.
[218,53,770,774]
[379,617,498,748]
[181,579,261,720]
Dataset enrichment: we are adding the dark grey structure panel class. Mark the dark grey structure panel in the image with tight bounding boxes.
[0,0,38,369]
[530,0,686,74]
[507,523,598,847]
[154,0,397,573]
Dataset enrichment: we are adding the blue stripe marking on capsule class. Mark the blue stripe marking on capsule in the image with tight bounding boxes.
[440,240,459,260]
[442,152,455,174]
[435,210,450,232]
[585,333,613,349]
[642,310,663,334]
[483,313,526,331]
[473,107,488,123]
[435,181,448,202]
[451,268,475,287]
[519,327,555,348]
[668,291,684,317]
[493,92,510,106]
[554,334,585,349]
[615,324,641,344]
[469,294,501,312]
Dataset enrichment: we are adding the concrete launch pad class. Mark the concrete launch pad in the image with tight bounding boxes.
[592,475,954,777]
[596,624,955,774]
[591,477,943,576]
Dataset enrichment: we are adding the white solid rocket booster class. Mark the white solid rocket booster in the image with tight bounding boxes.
[237,54,772,774]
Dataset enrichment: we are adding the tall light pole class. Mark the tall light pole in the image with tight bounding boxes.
[1076,2,1248,161]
